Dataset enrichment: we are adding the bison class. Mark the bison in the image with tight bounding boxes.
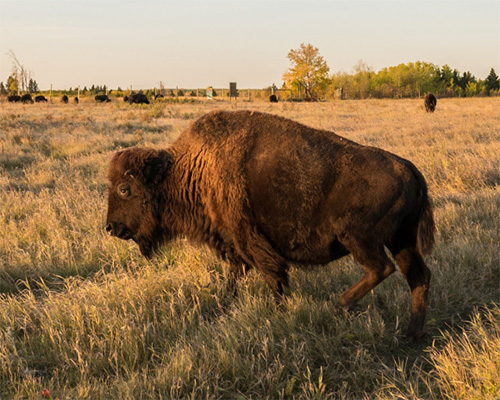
[106,110,435,339]
[424,93,437,113]
[269,94,278,103]
[95,94,111,103]
[35,95,48,103]
[61,95,69,104]
[127,93,150,104]
[8,95,21,102]
[20,94,34,104]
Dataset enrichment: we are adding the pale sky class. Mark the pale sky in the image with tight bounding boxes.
[1,0,499,90]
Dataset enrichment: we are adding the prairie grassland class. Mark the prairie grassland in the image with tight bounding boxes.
[0,97,499,399]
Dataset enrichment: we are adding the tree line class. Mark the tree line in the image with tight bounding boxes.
[328,61,500,99]
[2,45,499,100]
[282,43,500,100]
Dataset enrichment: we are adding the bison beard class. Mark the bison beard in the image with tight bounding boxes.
[106,110,435,339]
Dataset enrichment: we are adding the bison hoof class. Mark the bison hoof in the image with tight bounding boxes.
[406,329,427,341]
[335,304,352,316]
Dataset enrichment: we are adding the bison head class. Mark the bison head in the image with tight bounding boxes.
[105,147,173,258]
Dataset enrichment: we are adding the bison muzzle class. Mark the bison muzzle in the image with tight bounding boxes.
[106,110,435,339]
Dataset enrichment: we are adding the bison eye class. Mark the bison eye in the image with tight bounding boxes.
[118,185,131,198]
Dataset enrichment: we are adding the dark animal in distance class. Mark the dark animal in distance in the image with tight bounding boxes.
[127,93,150,104]
[106,110,435,339]
[61,95,69,104]
[95,94,111,103]
[424,93,437,112]
[269,94,278,103]
[20,94,34,104]
[74,97,79,104]
[35,95,48,103]
[8,95,21,102]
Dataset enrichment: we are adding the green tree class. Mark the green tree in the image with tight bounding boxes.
[283,43,330,100]
[434,64,454,96]
[28,78,39,93]
[0,82,6,95]
[465,81,478,97]
[352,60,373,99]
[484,68,499,95]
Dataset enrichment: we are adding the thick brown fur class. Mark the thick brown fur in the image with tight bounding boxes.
[106,110,435,339]
[424,93,437,112]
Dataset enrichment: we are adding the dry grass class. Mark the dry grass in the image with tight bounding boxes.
[0,97,499,399]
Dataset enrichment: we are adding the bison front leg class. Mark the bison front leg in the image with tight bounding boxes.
[212,241,252,296]
[227,257,251,297]
[232,228,289,300]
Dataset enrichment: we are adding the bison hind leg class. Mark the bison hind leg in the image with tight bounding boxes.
[390,245,431,340]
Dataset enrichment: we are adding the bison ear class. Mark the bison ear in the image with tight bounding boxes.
[143,150,173,184]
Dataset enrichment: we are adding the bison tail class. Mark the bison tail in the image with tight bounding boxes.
[407,160,435,255]
[417,196,435,255]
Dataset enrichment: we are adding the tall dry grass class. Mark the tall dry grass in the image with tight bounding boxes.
[0,97,499,399]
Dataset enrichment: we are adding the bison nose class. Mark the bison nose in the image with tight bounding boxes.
[105,221,133,240]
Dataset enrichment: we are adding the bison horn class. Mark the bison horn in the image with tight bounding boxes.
[125,169,136,178]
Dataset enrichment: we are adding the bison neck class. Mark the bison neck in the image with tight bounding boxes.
[160,154,227,248]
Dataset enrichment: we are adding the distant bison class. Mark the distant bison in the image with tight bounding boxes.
[269,94,278,103]
[424,93,437,112]
[20,94,34,104]
[127,93,150,104]
[74,97,79,104]
[8,95,21,102]
[35,95,48,103]
[95,94,111,103]
[106,110,435,339]
[61,95,69,104]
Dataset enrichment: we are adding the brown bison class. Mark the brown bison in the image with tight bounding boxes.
[20,94,34,104]
[8,95,21,102]
[95,94,111,103]
[424,93,437,112]
[35,95,48,103]
[127,92,150,104]
[106,110,435,339]
[61,95,69,104]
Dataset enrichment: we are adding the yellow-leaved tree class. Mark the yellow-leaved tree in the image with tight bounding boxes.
[283,43,330,100]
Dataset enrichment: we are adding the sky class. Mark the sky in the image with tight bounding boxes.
[0,0,499,90]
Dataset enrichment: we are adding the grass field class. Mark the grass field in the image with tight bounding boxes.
[0,97,499,399]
